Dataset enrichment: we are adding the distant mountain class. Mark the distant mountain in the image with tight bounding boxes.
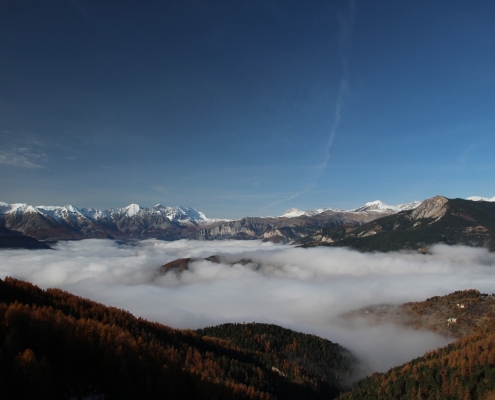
[280,200,421,218]
[195,200,423,243]
[300,196,495,251]
[467,195,495,202]
[351,200,421,213]
[0,225,51,250]
[1,196,489,244]
[0,202,218,225]
[0,201,222,241]
[195,212,395,243]
[0,199,419,243]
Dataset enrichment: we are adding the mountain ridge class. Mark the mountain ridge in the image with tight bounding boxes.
[300,196,495,251]
[0,199,417,243]
[1,195,492,244]
[280,200,421,218]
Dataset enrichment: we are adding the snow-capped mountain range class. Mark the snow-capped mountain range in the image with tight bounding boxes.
[1,195,491,225]
[0,201,227,241]
[1,195,493,243]
[280,196,494,218]
[0,202,222,225]
[280,200,422,218]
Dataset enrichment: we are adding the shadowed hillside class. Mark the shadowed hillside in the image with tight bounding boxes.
[339,290,495,400]
[301,197,495,252]
[0,277,355,400]
[338,318,495,400]
[197,323,355,397]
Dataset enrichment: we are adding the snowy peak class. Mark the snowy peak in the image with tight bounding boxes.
[281,208,307,218]
[281,206,344,218]
[467,195,495,202]
[158,205,206,222]
[281,200,421,218]
[122,203,142,217]
[352,200,397,213]
[0,201,215,224]
[352,200,421,213]
[0,203,29,214]
[396,201,422,210]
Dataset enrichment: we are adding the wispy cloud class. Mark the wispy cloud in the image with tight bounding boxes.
[459,143,478,166]
[255,186,312,215]
[150,185,169,195]
[0,131,48,168]
[0,147,47,168]
[258,0,356,214]
[319,0,355,173]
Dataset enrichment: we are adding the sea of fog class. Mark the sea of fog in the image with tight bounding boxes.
[2,239,495,375]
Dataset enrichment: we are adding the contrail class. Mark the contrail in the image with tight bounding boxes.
[260,0,356,214]
[319,0,356,173]
[255,186,313,216]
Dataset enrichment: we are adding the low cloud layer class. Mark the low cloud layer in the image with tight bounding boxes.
[2,240,495,375]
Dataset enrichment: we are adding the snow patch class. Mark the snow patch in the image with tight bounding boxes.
[281,200,421,218]
[0,201,221,224]
[467,196,495,202]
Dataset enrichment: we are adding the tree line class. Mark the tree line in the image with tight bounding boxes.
[0,277,353,400]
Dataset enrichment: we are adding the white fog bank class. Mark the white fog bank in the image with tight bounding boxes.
[2,239,494,373]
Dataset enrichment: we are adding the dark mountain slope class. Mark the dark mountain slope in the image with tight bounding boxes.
[339,318,495,400]
[197,323,355,394]
[0,226,51,249]
[0,235,51,249]
[301,196,495,251]
[0,277,355,400]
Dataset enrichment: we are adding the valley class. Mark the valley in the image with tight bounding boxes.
[2,278,495,399]
[1,196,495,399]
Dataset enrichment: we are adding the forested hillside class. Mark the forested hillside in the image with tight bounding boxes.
[197,323,354,397]
[341,289,495,339]
[339,290,495,400]
[0,277,354,400]
[338,319,495,400]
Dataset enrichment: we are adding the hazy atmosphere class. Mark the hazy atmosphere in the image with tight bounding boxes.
[3,240,495,373]
[1,0,495,218]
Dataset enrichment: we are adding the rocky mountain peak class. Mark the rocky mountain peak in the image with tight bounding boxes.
[411,195,449,220]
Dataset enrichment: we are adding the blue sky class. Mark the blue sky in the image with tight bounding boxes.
[1,0,494,219]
